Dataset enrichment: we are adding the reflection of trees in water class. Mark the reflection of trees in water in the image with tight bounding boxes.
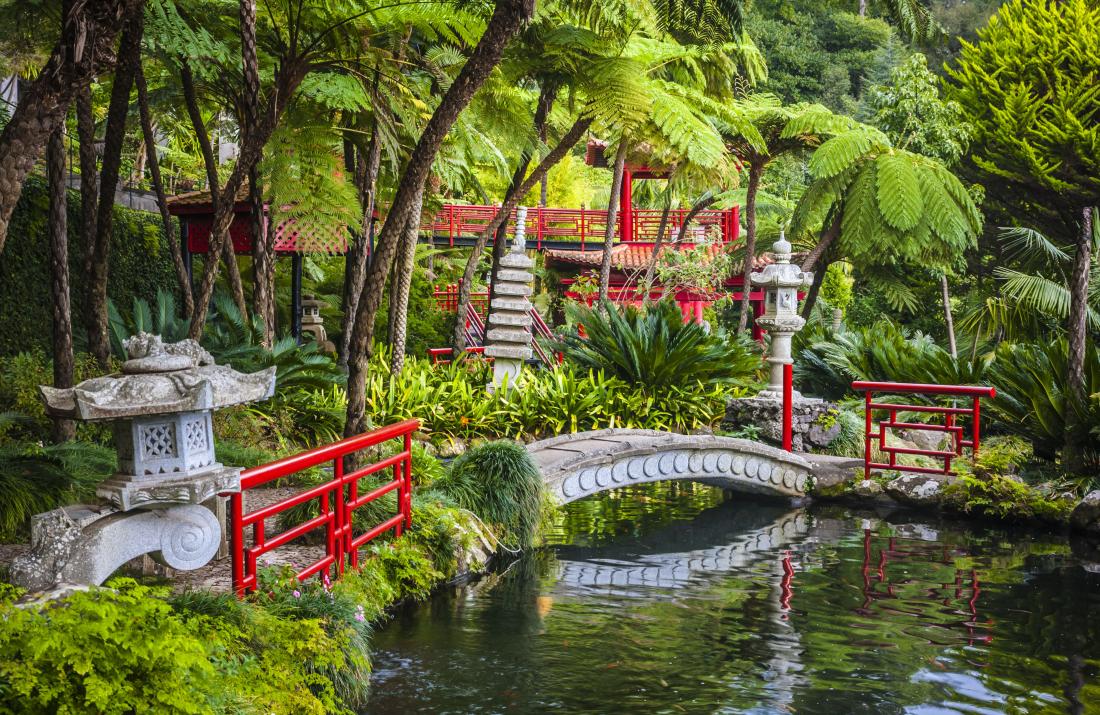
[550,481,728,548]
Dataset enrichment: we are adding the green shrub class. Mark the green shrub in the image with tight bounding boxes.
[554,300,762,391]
[0,579,218,713]
[984,340,1100,471]
[941,474,1073,523]
[0,440,115,542]
[0,352,112,443]
[435,440,544,549]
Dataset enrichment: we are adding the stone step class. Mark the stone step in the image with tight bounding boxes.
[484,344,533,360]
[488,312,533,327]
[494,282,533,297]
[494,268,533,283]
[500,254,534,269]
[487,327,531,344]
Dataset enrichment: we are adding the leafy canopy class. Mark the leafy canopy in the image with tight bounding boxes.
[946,0,1100,210]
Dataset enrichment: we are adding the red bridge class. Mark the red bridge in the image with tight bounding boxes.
[421,204,739,251]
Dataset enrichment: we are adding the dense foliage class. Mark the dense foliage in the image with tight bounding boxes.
[554,301,762,390]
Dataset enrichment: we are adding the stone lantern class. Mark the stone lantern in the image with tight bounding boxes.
[749,234,813,401]
[301,294,336,353]
[11,333,275,592]
[484,206,536,390]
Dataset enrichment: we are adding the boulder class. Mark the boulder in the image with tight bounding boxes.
[1070,490,1100,534]
[885,474,943,507]
[854,479,884,498]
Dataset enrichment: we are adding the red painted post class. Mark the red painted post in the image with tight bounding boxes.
[230,493,244,597]
[782,363,794,452]
[863,390,873,480]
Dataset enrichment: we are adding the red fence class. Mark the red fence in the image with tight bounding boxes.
[432,284,489,316]
[226,419,419,596]
[423,204,739,249]
[852,381,996,478]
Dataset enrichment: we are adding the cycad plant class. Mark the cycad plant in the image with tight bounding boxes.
[984,340,1100,472]
[554,300,761,391]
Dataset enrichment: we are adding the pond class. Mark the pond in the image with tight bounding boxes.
[366,483,1100,714]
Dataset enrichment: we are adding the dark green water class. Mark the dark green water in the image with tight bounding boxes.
[367,483,1100,714]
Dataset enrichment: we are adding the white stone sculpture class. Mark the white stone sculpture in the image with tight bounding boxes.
[11,333,275,592]
[749,234,813,401]
[484,206,536,390]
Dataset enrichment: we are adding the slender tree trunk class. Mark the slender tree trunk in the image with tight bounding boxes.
[737,162,764,333]
[340,104,382,367]
[488,82,557,305]
[801,254,829,319]
[187,2,307,339]
[76,83,98,291]
[137,64,193,318]
[88,12,144,368]
[47,127,75,442]
[180,60,248,321]
[1063,206,1094,472]
[452,114,592,351]
[598,140,629,305]
[0,0,142,254]
[390,188,425,375]
[941,274,957,358]
[250,165,275,343]
[801,210,842,273]
[346,0,537,436]
[647,192,718,300]
[642,192,673,300]
[858,0,867,17]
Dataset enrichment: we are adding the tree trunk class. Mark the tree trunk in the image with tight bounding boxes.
[801,210,843,273]
[346,0,537,436]
[641,193,673,299]
[47,127,75,442]
[390,188,425,375]
[0,0,142,255]
[941,273,957,358]
[340,103,382,367]
[250,165,275,343]
[858,0,867,17]
[599,140,629,305]
[188,3,308,339]
[76,83,98,291]
[452,114,592,351]
[180,60,248,322]
[801,254,829,319]
[488,81,557,305]
[137,64,193,318]
[88,12,144,368]
[1063,206,1094,472]
[647,192,718,300]
[737,162,764,333]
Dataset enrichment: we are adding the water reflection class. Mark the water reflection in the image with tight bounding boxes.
[367,484,1100,714]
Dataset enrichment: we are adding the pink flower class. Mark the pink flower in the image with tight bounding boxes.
[292,590,301,599]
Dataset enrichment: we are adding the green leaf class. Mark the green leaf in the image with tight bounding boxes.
[875,153,923,231]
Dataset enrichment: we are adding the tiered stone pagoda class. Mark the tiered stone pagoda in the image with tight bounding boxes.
[484,206,537,389]
[11,334,275,592]
[750,234,812,400]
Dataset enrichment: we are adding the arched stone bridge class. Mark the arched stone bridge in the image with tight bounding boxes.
[526,429,813,504]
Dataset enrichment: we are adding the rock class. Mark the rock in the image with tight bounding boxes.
[885,474,943,506]
[899,428,950,453]
[1070,490,1100,534]
[723,397,841,452]
[854,479,884,497]
[435,437,467,459]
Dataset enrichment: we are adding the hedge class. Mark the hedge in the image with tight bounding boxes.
[0,175,178,356]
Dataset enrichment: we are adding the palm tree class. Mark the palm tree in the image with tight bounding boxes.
[0,0,144,255]
[789,127,982,317]
[723,97,857,333]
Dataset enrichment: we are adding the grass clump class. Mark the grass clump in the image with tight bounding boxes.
[434,440,545,549]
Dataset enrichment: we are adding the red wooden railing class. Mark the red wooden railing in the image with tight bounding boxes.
[428,346,489,365]
[432,284,489,316]
[851,381,996,478]
[422,204,740,249]
[226,419,419,596]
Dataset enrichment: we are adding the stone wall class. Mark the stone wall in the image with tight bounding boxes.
[722,397,841,452]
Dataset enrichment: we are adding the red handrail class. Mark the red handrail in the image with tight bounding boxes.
[420,204,741,245]
[226,419,419,596]
[851,382,995,478]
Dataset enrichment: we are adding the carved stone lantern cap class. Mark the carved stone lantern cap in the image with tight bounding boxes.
[40,332,276,421]
[749,234,813,290]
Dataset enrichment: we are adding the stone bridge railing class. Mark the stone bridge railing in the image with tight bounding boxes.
[527,429,813,504]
